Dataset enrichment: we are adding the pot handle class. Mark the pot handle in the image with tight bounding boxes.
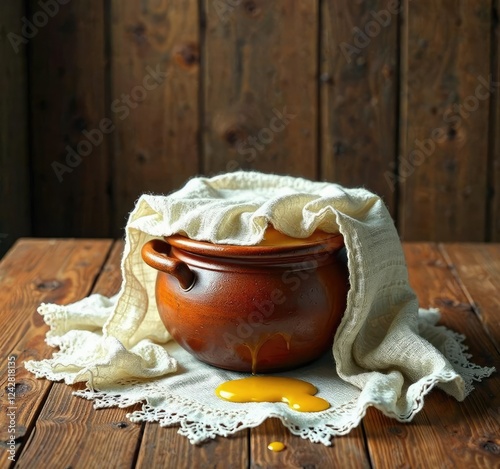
[141,239,195,290]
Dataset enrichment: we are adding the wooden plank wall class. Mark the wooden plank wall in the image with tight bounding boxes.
[0,2,30,255]
[321,0,398,215]
[399,0,492,241]
[204,0,318,179]
[110,0,200,235]
[491,0,500,241]
[29,0,110,239]
[1,0,499,255]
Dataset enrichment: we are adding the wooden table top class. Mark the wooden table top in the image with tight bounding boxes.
[1,239,499,468]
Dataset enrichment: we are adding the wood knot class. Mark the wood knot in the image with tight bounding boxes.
[426,259,446,268]
[333,141,345,156]
[113,421,128,429]
[381,64,393,79]
[72,116,87,132]
[388,426,403,435]
[481,440,500,455]
[435,298,473,312]
[223,127,246,147]
[444,158,457,173]
[129,23,148,45]
[243,0,260,16]
[213,105,258,147]
[137,152,148,164]
[35,280,63,291]
[14,382,31,396]
[435,297,457,307]
[174,42,199,69]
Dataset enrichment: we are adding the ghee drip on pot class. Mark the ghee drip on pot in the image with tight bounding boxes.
[215,376,330,412]
[239,332,292,374]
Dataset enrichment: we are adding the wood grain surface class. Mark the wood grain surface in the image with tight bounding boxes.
[250,417,370,468]
[110,0,200,235]
[363,243,500,469]
[0,1,30,257]
[320,0,398,216]
[0,239,112,468]
[136,422,249,469]
[441,243,500,353]
[203,0,318,178]
[15,241,147,469]
[399,0,492,241]
[1,239,499,468]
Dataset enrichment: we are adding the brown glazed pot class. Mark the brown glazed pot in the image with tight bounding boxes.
[141,228,349,373]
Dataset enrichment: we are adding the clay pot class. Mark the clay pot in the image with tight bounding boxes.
[141,228,348,373]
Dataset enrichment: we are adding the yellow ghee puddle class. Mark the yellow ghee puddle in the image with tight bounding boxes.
[215,376,330,412]
[267,441,285,452]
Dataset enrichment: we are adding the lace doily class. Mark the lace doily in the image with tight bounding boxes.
[31,304,494,445]
[25,172,496,444]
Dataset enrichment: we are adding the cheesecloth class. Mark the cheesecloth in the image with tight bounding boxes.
[25,171,495,444]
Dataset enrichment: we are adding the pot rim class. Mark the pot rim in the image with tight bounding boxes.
[165,229,344,258]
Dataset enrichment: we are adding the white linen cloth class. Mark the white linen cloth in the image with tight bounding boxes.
[25,171,494,444]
